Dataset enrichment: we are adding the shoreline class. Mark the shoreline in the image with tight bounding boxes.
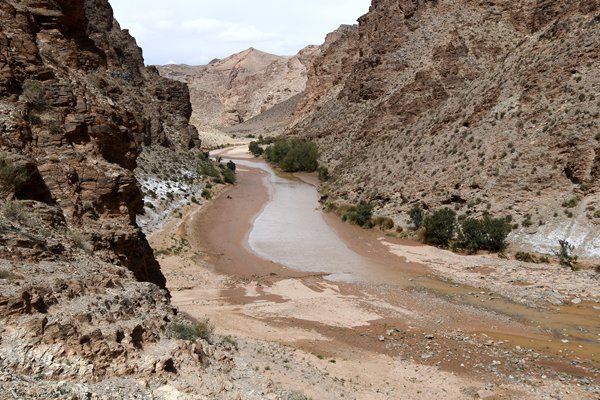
[149,145,599,398]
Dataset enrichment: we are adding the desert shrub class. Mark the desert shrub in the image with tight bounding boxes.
[22,79,47,110]
[68,230,93,253]
[0,155,28,193]
[167,318,214,342]
[1,201,29,224]
[284,392,312,400]
[423,208,456,246]
[561,196,580,208]
[226,160,236,172]
[201,189,212,199]
[374,216,394,230]
[222,168,236,184]
[459,216,511,252]
[221,335,238,350]
[198,161,221,178]
[355,201,373,228]
[317,166,330,181]
[554,240,578,270]
[408,204,424,229]
[248,141,264,157]
[515,251,536,263]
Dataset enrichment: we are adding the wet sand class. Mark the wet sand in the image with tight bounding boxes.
[186,164,312,280]
[153,146,598,398]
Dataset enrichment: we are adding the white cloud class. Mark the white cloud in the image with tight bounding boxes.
[155,20,176,30]
[217,24,275,42]
[180,18,225,32]
[108,0,371,65]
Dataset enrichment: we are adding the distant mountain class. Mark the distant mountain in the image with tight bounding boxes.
[158,47,318,135]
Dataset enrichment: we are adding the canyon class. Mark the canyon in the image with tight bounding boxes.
[0,0,599,399]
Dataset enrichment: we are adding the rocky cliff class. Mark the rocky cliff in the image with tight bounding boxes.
[290,0,600,257]
[0,0,201,286]
[0,0,245,397]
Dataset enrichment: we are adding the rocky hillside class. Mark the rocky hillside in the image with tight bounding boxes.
[0,0,248,397]
[159,47,316,137]
[289,0,600,258]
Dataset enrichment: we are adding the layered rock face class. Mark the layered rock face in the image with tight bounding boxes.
[0,1,247,395]
[159,47,315,132]
[290,0,600,256]
[0,0,200,286]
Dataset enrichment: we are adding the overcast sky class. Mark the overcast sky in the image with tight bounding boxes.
[108,0,371,66]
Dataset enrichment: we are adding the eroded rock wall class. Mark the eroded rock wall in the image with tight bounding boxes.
[0,0,200,285]
[290,0,600,256]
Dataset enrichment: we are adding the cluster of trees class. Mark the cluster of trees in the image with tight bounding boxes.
[409,205,512,252]
[249,138,319,173]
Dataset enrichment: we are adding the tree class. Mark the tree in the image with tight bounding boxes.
[226,160,236,172]
[264,139,319,172]
[459,216,511,252]
[423,208,456,246]
[248,141,263,157]
[222,168,236,184]
[355,201,373,228]
[408,204,424,229]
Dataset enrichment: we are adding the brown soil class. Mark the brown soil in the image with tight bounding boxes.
[151,147,599,400]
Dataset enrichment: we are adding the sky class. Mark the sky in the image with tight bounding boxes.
[108,0,371,66]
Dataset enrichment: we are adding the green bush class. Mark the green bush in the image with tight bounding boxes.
[554,240,578,270]
[265,139,319,172]
[408,205,424,229]
[222,168,236,184]
[249,141,264,157]
[459,216,511,252]
[355,201,373,228]
[0,155,28,193]
[264,139,291,164]
[423,208,456,246]
[201,188,212,199]
[226,160,236,172]
[317,166,330,181]
[167,318,214,342]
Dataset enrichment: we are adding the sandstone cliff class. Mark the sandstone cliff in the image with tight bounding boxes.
[289,0,600,257]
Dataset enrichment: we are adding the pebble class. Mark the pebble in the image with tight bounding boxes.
[378,336,385,342]
[424,334,435,340]
[421,352,434,359]
[571,298,582,304]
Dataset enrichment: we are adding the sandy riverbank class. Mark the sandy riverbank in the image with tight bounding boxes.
[149,146,599,399]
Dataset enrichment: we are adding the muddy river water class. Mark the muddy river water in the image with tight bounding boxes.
[215,150,599,366]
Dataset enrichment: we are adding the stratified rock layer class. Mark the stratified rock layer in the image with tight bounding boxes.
[0,0,200,285]
[290,0,600,257]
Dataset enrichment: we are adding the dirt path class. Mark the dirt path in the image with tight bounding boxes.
[150,146,599,400]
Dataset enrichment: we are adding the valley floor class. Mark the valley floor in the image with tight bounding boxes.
[149,147,599,400]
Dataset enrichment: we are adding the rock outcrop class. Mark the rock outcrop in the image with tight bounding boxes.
[0,1,248,397]
[0,0,200,286]
[289,0,600,257]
